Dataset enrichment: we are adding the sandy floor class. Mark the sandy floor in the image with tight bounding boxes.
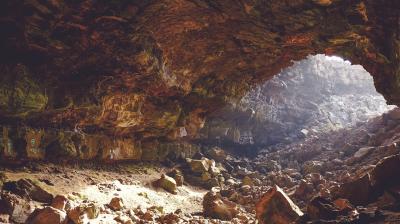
[2,163,207,223]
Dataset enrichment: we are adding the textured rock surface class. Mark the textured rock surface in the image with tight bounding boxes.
[0,0,399,151]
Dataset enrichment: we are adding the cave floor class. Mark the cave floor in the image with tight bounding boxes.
[1,163,210,223]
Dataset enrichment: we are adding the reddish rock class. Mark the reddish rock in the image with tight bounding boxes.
[256,185,303,224]
[338,174,373,206]
[26,207,67,224]
[203,190,239,221]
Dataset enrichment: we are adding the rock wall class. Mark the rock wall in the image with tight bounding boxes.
[0,126,200,162]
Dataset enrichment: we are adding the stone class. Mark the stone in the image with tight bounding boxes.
[307,197,341,221]
[387,108,400,120]
[187,158,211,174]
[114,214,132,223]
[353,147,374,159]
[256,185,303,224]
[109,197,124,211]
[67,203,99,224]
[370,154,400,192]
[167,169,184,186]
[2,178,53,203]
[156,174,177,194]
[302,161,324,174]
[26,206,67,224]
[51,195,72,212]
[1,192,35,223]
[201,172,212,182]
[242,176,254,186]
[0,214,9,223]
[337,174,372,206]
[203,190,239,220]
[206,147,227,162]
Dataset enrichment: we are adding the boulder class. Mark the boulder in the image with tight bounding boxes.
[109,197,124,211]
[302,161,324,174]
[1,192,35,223]
[156,174,177,194]
[203,190,239,220]
[307,197,341,221]
[353,147,374,159]
[387,108,400,120]
[337,174,372,206]
[26,206,67,224]
[256,185,303,224]
[67,203,99,224]
[167,169,184,186]
[206,147,227,162]
[370,154,400,192]
[187,158,212,174]
[51,195,72,212]
[2,179,53,203]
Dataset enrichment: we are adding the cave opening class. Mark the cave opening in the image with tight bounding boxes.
[203,54,396,158]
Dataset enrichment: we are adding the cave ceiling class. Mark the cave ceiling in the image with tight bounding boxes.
[0,0,398,141]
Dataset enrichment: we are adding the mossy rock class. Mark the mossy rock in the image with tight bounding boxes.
[0,64,47,117]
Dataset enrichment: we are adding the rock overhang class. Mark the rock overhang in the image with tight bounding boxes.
[0,0,398,142]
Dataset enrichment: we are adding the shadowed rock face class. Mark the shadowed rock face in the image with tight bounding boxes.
[0,0,399,143]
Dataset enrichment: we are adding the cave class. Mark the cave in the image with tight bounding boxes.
[0,1,400,224]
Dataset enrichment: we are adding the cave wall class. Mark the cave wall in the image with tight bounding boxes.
[0,0,399,161]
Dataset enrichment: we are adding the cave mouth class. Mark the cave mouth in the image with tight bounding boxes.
[204,54,396,156]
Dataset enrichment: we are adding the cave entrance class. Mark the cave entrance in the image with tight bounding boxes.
[204,54,396,155]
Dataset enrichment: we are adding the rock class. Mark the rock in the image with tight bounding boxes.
[174,174,184,186]
[294,180,314,200]
[370,154,400,192]
[156,174,177,194]
[109,197,124,211]
[0,214,9,223]
[256,185,303,224]
[2,178,53,203]
[26,206,67,224]
[302,161,324,174]
[187,158,211,174]
[307,197,342,221]
[114,214,132,223]
[203,190,239,220]
[206,147,227,162]
[51,195,72,212]
[201,172,212,182]
[1,192,35,223]
[167,169,184,186]
[337,174,372,206]
[67,203,99,224]
[242,176,254,186]
[387,108,400,120]
[353,147,374,159]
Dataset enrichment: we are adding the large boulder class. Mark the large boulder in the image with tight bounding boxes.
[337,174,373,206]
[2,178,53,203]
[256,185,303,224]
[203,190,239,221]
[26,206,67,224]
[155,174,177,194]
[370,154,400,192]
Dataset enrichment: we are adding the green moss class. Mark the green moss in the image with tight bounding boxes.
[0,65,48,117]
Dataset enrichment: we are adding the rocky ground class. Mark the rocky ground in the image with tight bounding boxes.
[2,108,400,223]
